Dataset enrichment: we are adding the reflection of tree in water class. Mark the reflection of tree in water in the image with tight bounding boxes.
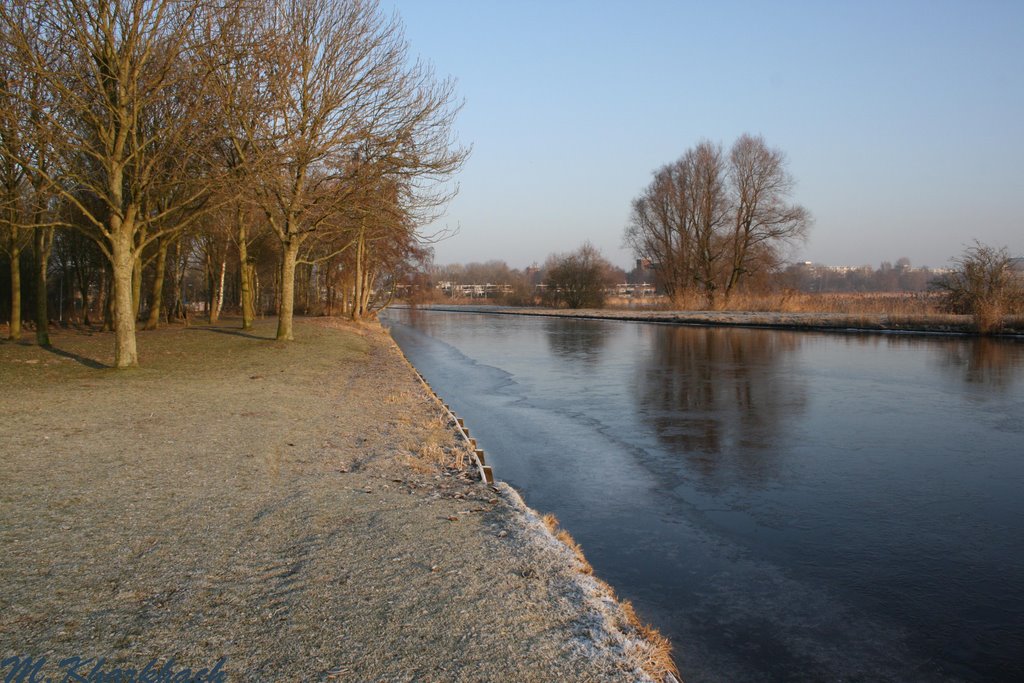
[544,318,609,366]
[839,334,1023,392]
[397,307,455,339]
[635,327,806,486]
[935,337,1022,391]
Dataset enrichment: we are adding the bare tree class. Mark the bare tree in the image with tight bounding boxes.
[725,134,810,300]
[625,140,729,307]
[199,2,279,330]
[933,241,1024,333]
[1,5,59,344]
[0,12,31,340]
[1,0,232,367]
[545,242,616,309]
[625,163,693,305]
[688,141,729,305]
[196,211,232,323]
[245,0,466,340]
[626,135,810,309]
[3,0,464,352]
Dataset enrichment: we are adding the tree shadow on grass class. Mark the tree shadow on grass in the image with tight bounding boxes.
[41,345,108,369]
[185,325,273,341]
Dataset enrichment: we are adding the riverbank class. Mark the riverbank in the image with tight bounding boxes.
[407,304,1024,336]
[0,318,675,682]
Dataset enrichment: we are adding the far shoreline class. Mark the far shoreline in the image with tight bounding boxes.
[394,304,1024,338]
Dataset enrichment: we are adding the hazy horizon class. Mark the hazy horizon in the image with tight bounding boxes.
[388,0,1023,271]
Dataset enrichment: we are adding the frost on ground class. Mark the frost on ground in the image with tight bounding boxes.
[415,303,1017,336]
[0,317,675,682]
[495,484,679,683]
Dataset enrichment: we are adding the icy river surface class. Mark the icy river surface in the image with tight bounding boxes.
[383,308,1024,682]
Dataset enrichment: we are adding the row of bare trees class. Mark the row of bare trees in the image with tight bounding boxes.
[625,134,810,308]
[0,0,466,367]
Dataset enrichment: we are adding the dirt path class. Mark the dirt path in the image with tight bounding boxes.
[0,318,673,682]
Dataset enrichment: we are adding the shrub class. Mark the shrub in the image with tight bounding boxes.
[544,242,616,309]
[932,242,1023,333]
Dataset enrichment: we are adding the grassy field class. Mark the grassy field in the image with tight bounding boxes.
[0,317,674,682]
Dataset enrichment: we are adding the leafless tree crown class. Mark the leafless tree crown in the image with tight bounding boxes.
[626,135,810,308]
[0,0,467,362]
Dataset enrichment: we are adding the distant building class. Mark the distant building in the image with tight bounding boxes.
[435,282,513,298]
[628,258,658,288]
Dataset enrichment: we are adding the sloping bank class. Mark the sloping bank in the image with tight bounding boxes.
[0,317,677,683]
[411,304,1024,336]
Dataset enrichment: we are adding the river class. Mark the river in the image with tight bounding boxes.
[382,308,1024,682]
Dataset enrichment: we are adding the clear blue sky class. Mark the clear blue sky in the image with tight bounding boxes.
[388,0,1023,270]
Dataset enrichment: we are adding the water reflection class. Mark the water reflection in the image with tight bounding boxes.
[385,309,1024,681]
[543,317,609,365]
[635,327,806,487]
[936,337,1023,390]
[830,334,1023,391]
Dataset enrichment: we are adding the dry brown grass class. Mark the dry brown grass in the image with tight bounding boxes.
[383,390,412,404]
[599,291,1024,334]
[611,290,947,316]
[400,411,471,472]
[554,530,592,575]
[540,513,593,574]
[538,510,679,680]
[405,417,469,472]
[417,441,446,464]
[404,454,438,474]
[619,599,681,682]
[771,291,942,315]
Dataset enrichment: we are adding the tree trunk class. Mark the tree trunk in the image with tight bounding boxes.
[253,268,260,318]
[168,237,186,322]
[325,258,335,316]
[103,292,114,331]
[132,252,143,321]
[111,232,138,368]
[276,239,299,340]
[210,251,226,323]
[78,269,91,327]
[34,227,53,345]
[242,262,255,325]
[339,270,352,317]
[99,265,112,331]
[361,268,374,317]
[238,210,254,329]
[144,236,170,330]
[6,223,22,340]
[350,231,364,321]
[131,224,148,322]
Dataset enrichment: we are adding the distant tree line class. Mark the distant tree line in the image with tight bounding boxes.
[781,258,943,293]
[429,246,626,309]
[425,255,949,303]
[0,0,466,367]
[421,246,1021,322]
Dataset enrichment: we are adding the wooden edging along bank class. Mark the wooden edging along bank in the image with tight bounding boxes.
[390,339,492,484]
[383,323,682,682]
